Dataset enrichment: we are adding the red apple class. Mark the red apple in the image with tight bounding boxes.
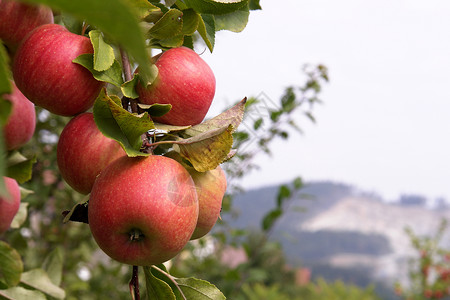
[88,155,199,266]
[137,47,216,126]
[189,165,227,240]
[3,81,36,151]
[0,177,21,234]
[12,24,104,116]
[57,112,126,195]
[0,0,53,51]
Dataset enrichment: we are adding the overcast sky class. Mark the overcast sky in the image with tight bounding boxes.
[202,0,450,201]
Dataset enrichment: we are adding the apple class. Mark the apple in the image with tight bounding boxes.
[189,165,227,240]
[2,81,36,151]
[57,112,126,195]
[165,151,227,240]
[88,155,199,266]
[0,177,21,234]
[12,24,105,116]
[137,46,216,126]
[0,0,53,51]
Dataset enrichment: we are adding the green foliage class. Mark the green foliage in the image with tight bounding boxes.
[396,219,450,300]
[93,90,154,157]
[0,241,23,287]
[239,280,380,300]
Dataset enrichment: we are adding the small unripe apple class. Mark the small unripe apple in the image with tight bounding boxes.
[3,81,36,151]
[13,24,104,116]
[0,177,21,234]
[189,165,227,240]
[137,47,216,126]
[57,112,126,195]
[0,0,53,51]
[165,152,226,239]
[88,155,199,266]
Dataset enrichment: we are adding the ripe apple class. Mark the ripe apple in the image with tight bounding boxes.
[12,24,105,116]
[0,0,53,51]
[57,112,126,195]
[0,177,21,234]
[3,81,36,151]
[136,46,216,126]
[88,155,199,266]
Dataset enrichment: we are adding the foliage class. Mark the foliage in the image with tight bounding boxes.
[240,279,380,300]
[396,219,450,300]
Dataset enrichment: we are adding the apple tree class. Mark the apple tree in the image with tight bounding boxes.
[0,0,262,298]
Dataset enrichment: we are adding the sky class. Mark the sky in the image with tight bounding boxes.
[201,0,450,202]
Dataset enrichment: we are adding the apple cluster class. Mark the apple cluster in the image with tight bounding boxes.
[1,1,227,266]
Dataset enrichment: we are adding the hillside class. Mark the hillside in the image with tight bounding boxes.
[226,181,450,293]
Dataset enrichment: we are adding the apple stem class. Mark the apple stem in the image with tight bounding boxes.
[120,47,139,113]
[129,228,144,242]
[129,265,140,300]
[81,22,89,36]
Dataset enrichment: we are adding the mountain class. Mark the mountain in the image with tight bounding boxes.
[225,181,450,296]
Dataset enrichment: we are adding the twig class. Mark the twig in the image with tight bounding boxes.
[129,265,140,300]
[120,48,139,113]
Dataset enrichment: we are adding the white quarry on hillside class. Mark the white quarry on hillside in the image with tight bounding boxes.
[300,196,450,285]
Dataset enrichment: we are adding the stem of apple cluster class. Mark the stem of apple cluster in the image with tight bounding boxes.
[129,265,140,300]
[120,48,138,113]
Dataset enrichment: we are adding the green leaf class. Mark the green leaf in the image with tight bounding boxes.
[0,43,11,95]
[128,0,159,19]
[121,74,140,99]
[150,265,184,299]
[148,9,183,40]
[73,53,124,87]
[89,30,115,72]
[173,125,233,172]
[9,202,28,229]
[276,185,291,208]
[293,177,303,189]
[253,118,263,130]
[20,269,66,299]
[249,0,261,10]
[262,208,282,231]
[22,0,155,83]
[138,103,172,118]
[6,152,37,184]
[154,123,191,133]
[0,241,23,287]
[185,98,246,137]
[0,45,12,196]
[0,97,12,126]
[214,5,249,32]
[184,0,248,15]
[175,277,226,300]
[143,266,176,300]
[42,247,64,286]
[182,9,200,35]
[197,14,215,52]
[93,89,154,157]
[0,286,46,300]
[165,0,177,6]
[60,13,83,34]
